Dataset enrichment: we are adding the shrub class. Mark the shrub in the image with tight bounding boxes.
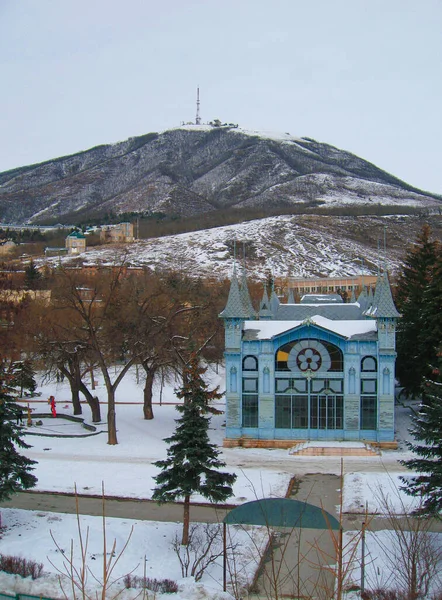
[123,574,178,593]
[0,553,44,579]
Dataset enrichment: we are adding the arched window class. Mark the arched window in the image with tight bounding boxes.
[230,367,237,393]
[361,356,377,372]
[243,356,258,371]
[275,339,343,372]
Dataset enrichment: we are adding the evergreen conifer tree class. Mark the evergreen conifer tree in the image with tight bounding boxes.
[152,357,236,544]
[420,252,442,367]
[401,351,442,514]
[0,362,38,502]
[12,360,37,398]
[24,260,42,290]
[395,225,440,396]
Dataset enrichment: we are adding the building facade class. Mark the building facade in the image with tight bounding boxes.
[65,231,86,255]
[220,270,400,447]
[100,223,134,244]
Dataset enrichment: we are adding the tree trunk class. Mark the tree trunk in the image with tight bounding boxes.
[107,386,118,445]
[143,367,155,420]
[71,357,83,415]
[59,364,82,415]
[182,494,190,545]
[79,384,101,422]
[71,387,82,415]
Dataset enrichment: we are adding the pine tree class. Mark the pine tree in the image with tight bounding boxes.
[0,362,38,502]
[24,260,42,290]
[152,357,236,545]
[420,253,442,368]
[395,225,440,396]
[401,351,442,514]
[12,360,37,398]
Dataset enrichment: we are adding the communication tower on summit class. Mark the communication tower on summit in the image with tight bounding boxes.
[195,87,201,125]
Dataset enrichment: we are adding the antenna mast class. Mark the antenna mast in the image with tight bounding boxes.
[195,86,201,125]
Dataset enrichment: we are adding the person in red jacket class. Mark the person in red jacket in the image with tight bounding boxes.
[48,395,57,418]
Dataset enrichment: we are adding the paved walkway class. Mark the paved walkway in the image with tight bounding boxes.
[0,491,231,523]
[252,473,341,599]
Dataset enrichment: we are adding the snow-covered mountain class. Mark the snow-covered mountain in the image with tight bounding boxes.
[1,125,440,225]
[50,213,442,280]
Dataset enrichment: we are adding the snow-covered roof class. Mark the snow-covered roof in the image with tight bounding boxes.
[275,302,363,321]
[243,315,377,340]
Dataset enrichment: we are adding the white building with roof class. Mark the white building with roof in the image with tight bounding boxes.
[220,269,400,448]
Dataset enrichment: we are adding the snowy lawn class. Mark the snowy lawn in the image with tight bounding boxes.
[0,507,266,600]
[0,366,423,598]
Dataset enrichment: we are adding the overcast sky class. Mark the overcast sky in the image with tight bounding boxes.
[1,1,441,194]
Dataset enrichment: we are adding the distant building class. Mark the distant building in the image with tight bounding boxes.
[65,231,86,255]
[220,269,400,448]
[100,223,134,244]
[281,275,379,297]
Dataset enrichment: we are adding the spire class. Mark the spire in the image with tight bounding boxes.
[270,286,280,316]
[357,286,368,313]
[219,265,250,319]
[350,288,356,303]
[259,285,273,319]
[240,266,255,318]
[287,288,295,304]
[367,285,374,307]
[367,274,382,315]
[365,272,400,318]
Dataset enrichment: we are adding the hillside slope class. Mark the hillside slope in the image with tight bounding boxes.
[1,126,440,224]
[45,214,442,281]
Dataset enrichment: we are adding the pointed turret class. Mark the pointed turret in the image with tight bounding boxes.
[366,272,400,318]
[270,287,280,317]
[350,288,356,303]
[240,267,255,318]
[367,275,381,316]
[259,286,273,319]
[287,288,295,304]
[220,266,251,319]
[357,287,368,313]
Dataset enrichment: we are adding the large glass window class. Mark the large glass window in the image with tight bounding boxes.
[276,339,343,372]
[275,395,308,429]
[310,395,343,429]
[275,395,291,428]
[242,395,258,427]
[360,396,377,430]
[242,374,258,427]
[275,378,343,430]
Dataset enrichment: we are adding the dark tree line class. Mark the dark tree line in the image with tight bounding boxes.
[1,263,228,445]
[395,225,442,514]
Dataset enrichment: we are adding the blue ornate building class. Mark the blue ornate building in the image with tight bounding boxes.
[220,269,400,447]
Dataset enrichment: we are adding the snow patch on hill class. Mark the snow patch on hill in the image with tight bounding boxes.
[43,214,410,280]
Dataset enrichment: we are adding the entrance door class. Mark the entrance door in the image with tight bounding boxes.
[309,394,343,429]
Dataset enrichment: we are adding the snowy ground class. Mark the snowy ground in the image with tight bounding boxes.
[42,214,408,281]
[0,366,428,599]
